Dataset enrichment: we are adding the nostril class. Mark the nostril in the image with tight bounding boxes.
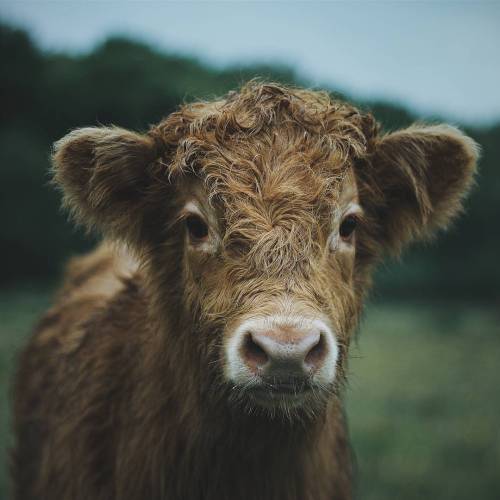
[240,332,269,371]
[304,332,327,369]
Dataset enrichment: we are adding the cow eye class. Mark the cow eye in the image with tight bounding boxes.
[339,215,358,240]
[185,214,209,241]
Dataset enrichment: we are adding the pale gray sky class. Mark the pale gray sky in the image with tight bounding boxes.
[1,0,499,125]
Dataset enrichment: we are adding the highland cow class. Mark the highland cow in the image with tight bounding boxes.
[12,82,478,500]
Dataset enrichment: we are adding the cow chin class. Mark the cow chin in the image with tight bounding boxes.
[244,380,333,417]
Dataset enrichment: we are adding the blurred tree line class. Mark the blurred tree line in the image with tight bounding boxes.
[1,23,498,300]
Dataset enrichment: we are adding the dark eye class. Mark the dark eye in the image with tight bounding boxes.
[339,215,358,240]
[185,214,209,241]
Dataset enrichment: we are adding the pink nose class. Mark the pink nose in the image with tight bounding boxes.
[239,325,328,378]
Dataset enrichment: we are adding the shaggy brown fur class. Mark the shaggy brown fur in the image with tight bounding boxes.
[12,82,478,500]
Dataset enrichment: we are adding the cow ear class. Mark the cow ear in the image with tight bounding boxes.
[362,124,479,254]
[52,126,167,244]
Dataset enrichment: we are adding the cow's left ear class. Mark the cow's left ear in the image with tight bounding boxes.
[360,124,479,254]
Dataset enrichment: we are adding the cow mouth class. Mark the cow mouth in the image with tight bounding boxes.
[242,379,318,406]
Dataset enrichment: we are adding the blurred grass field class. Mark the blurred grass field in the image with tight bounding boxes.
[0,287,499,499]
[348,302,500,500]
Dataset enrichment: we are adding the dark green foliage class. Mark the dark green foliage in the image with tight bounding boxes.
[1,22,498,300]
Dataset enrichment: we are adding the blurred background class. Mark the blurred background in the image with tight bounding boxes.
[0,1,499,499]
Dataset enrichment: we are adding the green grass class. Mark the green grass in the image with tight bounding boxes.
[348,302,500,500]
[0,288,499,499]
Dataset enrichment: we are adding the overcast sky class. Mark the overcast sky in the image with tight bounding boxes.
[2,0,499,126]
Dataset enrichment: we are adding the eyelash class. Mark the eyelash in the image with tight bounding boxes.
[339,214,359,241]
[184,214,209,242]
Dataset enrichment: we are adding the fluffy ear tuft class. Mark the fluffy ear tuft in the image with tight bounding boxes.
[52,126,164,243]
[360,124,479,254]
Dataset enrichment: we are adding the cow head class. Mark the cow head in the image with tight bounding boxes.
[52,82,478,418]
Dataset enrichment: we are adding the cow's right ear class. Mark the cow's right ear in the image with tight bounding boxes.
[52,126,167,244]
[358,124,479,255]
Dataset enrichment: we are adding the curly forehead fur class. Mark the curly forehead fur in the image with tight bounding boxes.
[149,82,375,272]
[154,81,375,176]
